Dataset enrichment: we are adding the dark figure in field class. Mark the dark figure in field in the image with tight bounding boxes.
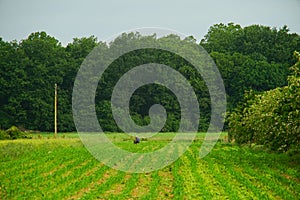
[134,136,140,144]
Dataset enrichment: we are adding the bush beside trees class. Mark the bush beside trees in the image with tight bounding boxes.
[228,52,300,152]
[0,126,32,140]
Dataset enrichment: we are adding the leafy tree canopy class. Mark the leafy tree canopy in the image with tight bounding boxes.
[0,23,299,134]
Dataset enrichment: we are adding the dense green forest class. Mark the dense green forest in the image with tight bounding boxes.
[0,23,299,134]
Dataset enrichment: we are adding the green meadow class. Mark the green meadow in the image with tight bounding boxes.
[1,133,299,199]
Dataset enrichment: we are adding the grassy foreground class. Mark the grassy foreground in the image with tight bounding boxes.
[0,133,299,199]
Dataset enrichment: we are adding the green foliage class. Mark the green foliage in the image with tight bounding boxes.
[5,126,22,139]
[0,23,299,132]
[211,52,287,109]
[0,126,32,140]
[0,130,9,139]
[228,52,300,151]
[201,23,299,64]
[201,23,299,110]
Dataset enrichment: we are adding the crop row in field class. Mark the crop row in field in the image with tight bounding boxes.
[0,133,299,199]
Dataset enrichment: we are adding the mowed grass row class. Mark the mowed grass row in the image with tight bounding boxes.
[0,133,299,199]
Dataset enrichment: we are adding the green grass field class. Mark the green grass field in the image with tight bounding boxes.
[0,133,299,199]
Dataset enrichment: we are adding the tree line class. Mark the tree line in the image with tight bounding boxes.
[0,23,299,134]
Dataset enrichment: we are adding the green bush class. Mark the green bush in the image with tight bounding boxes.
[0,130,10,139]
[228,52,300,152]
[1,126,32,140]
[6,126,22,139]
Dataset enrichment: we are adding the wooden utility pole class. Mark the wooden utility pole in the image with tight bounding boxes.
[54,83,58,137]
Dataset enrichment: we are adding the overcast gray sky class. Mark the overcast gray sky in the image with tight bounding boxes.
[0,0,299,45]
